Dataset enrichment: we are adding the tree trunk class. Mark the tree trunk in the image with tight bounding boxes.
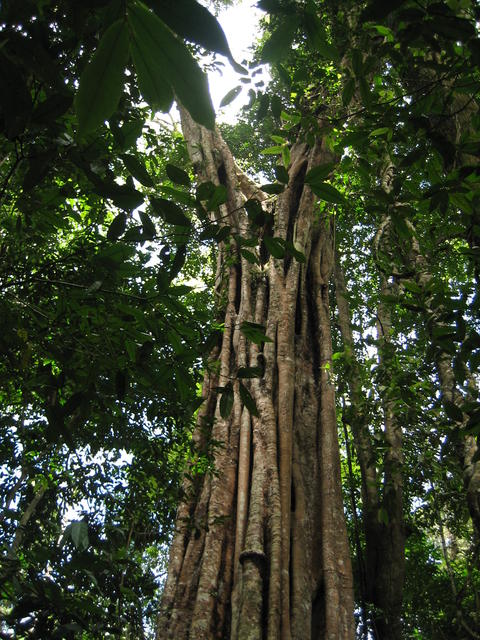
[157,111,354,639]
[334,257,405,640]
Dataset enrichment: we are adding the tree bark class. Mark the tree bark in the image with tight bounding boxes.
[157,111,354,639]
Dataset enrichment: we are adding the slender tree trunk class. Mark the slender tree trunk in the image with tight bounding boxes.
[157,111,354,639]
[334,256,405,640]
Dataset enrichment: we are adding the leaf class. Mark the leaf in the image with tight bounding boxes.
[260,183,285,195]
[196,181,216,202]
[370,127,391,137]
[237,366,263,378]
[128,1,215,128]
[107,212,127,240]
[264,235,286,258]
[261,145,285,155]
[271,95,282,118]
[303,7,339,60]
[150,197,191,226]
[140,210,156,239]
[285,240,306,263]
[274,165,289,184]
[70,521,89,551]
[304,163,335,186]
[219,382,234,418]
[149,0,246,73]
[159,185,196,206]
[362,0,407,21]
[207,185,228,209]
[310,182,345,204]
[351,49,363,77]
[261,17,300,63]
[342,77,355,107]
[443,400,463,423]
[75,19,129,135]
[166,163,191,186]
[121,154,154,186]
[241,248,260,264]
[220,86,242,107]
[239,382,259,417]
[240,321,273,344]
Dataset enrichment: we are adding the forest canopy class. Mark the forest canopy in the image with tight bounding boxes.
[0,0,480,638]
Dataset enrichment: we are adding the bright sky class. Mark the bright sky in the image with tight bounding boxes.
[207,1,268,122]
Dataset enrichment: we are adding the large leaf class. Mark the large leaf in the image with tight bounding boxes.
[220,86,243,108]
[75,19,129,135]
[128,1,215,129]
[150,197,191,226]
[261,17,300,63]
[309,182,345,204]
[239,382,259,417]
[70,521,89,551]
[240,321,273,344]
[219,382,234,419]
[121,154,154,187]
[148,0,247,73]
[166,163,191,186]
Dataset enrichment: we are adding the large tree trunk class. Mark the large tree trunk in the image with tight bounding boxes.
[156,111,354,639]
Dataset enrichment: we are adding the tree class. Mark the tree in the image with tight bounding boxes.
[1,0,480,639]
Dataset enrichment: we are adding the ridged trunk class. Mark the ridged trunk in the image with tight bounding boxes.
[156,111,354,640]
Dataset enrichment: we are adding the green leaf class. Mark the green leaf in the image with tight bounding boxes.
[240,321,273,344]
[220,86,242,107]
[342,77,355,107]
[166,163,191,186]
[128,1,215,128]
[402,280,422,294]
[75,19,129,135]
[207,185,228,209]
[261,17,300,63]
[196,181,216,202]
[241,248,260,264]
[159,185,196,206]
[150,197,191,226]
[392,214,412,241]
[239,382,259,416]
[303,7,339,60]
[285,240,306,263]
[219,382,234,418]
[264,235,285,258]
[122,154,154,186]
[261,183,285,195]
[70,521,89,551]
[370,127,391,138]
[149,0,246,73]
[237,366,263,378]
[140,210,156,239]
[304,163,335,186]
[274,165,289,184]
[351,49,363,77]
[261,145,285,155]
[271,95,282,118]
[107,212,127,241]
[310,182,345,204]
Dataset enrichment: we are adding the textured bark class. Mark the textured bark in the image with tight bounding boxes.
[157,111,354,639]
